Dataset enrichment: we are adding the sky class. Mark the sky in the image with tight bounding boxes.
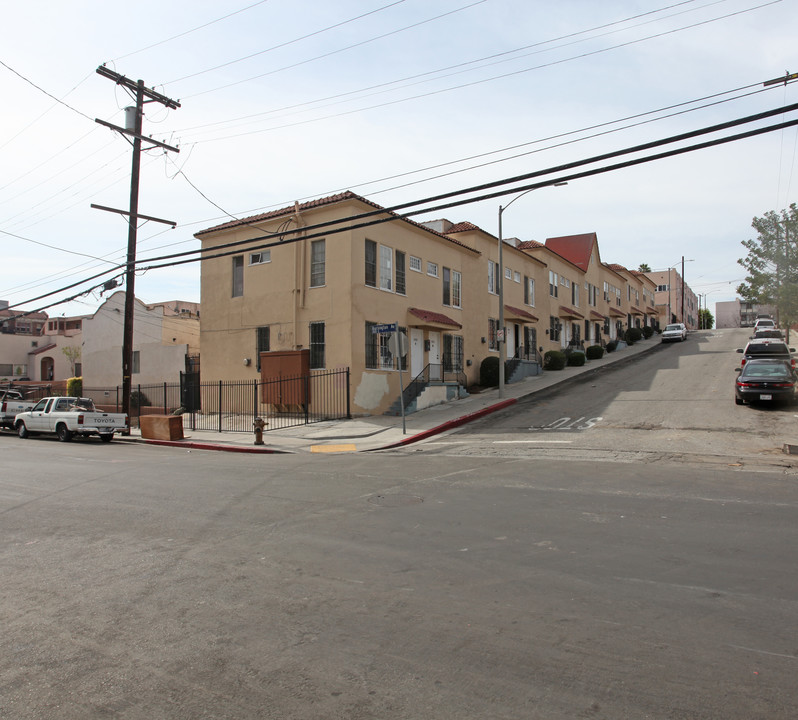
[1,0,796,320]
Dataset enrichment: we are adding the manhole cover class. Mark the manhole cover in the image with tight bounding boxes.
[368,493,424,507]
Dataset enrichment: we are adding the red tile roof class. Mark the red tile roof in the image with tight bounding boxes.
[504,305,539,322]
[28,343,57,356]
[445,221,482,234]
[195,191,479,253]
[408,308,462,328]
[517,240,546,250]
[589,311,605,321]
[606,263,628,273]
[558,306,585,319]
[545,233,598,271]
[609,307,626,317]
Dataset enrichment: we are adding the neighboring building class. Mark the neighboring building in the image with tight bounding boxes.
[195,191,668,416]
[81,292,200,388]
[646,269,699,328]
[716,300,777,328]
[0,300,47,336]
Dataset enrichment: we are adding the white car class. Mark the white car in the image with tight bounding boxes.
[661,323,687,342]
[753,317,776,331]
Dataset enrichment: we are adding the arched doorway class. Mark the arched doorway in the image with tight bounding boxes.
[40,356,54,381]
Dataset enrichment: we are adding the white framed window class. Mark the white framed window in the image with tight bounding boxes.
[513,271,521,283]
[410,255,422,272]
[488,261,498,294]
[380,245,393,291]
[505,267,512,280]
[249,250,271,265]
[427,261,438,278]
[549,271,558,298]
[524,276,535,307]
[452,270,462,308]
[310,240,325,287]
[561,276,570,288]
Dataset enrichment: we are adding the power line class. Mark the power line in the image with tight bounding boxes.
[8,99,797,316]
[165,0,408,85]
[166,1,780,142]
[180,1,486,99]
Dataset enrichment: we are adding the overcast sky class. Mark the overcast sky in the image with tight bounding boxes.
[2,0,796,319]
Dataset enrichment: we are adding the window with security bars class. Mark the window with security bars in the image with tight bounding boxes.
[365,322,407,370]
[488,318,499,350]
[309,322,325,368]
[256,326,270,370]
[443,334,463,373]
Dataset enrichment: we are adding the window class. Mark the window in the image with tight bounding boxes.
[380,245,393,290]
[488,261,499,294]
[310,240,325,287]
[451,270,461,308]
[232,256,244,297]
[488,318,499,351]
[505,267,512,280]
[443,334,464,372]
[309,322,325,369]
[549,271,558,297]
[586,283,598,306]
[443,267,451,306]
[365,322,407,370]
[427,261,438,278]
[395,251,406,295]
[657,284,668,292]
[513,271,521,283]
[365,239,377,287]
[132,350,140,374]
[524,276,535,307]
[561,276,570,288]
[249,250,271,265]
[410,255,422,272]
[549,316,561,342]
[256,326,270,370]
[572,282,579,307]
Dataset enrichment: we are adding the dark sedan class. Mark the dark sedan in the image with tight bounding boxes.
[735,359,797,405]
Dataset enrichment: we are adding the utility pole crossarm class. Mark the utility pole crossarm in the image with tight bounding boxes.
[96,65,181,109]
[94,118,180,152]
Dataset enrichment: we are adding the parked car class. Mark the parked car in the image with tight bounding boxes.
[753,317,776,331]
[661,323,687,342]
[735,358,797,405]
[751,328,784,340]
[736,340,796,369]
[14,396,128,442]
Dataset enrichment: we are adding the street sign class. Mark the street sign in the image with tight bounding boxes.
[388,331,408,357]
[372,323,397,334]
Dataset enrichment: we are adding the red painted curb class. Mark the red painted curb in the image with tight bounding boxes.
[136,439,278,453]
[379,397,518,449]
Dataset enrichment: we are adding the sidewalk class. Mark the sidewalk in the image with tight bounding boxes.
[119,339,665,454]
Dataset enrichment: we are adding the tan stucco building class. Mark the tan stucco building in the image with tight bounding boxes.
[196,192,662,416]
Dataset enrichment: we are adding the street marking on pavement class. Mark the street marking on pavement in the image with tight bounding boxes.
[311,444,357,453]
[494,440,573,444]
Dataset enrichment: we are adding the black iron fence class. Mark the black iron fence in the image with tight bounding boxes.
[401,363,467,408]
[83,368,351,434]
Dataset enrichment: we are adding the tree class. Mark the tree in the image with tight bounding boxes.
[738,204,798,339]
[698,308,714,329]
[637,263,652,273]
[62,345,81,377]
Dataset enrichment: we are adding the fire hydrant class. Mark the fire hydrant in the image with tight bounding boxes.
[253,416,267,445]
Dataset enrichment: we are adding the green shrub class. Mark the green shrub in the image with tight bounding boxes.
[66,377,82,397]
[544,350,566,370]
[567,351,586,367]
[479,356,500,387]
[585,345,604,360]
[606,340,618,353]
[642,326,654,339]
[625,327,643,345]
[130,390,151,407]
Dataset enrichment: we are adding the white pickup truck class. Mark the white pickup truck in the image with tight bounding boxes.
[1,390,38,430]
[15,396,128,442]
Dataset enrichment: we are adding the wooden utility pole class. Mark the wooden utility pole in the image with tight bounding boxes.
[93,66,180,422]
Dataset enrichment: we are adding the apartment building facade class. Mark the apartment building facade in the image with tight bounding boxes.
[196,192,663,416]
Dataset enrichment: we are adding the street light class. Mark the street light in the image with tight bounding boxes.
[498,182,567,398]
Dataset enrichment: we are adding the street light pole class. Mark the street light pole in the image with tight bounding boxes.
[497,183,566,398]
